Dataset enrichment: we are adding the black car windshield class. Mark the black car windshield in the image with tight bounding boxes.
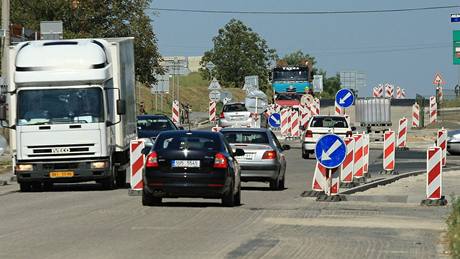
[273,69,309,81]
[310,117,348,128]
[17,87,104,125]
[155,133,221,151]
[223,103,247,112]
[223,131,269,144]
[137,118,176,131]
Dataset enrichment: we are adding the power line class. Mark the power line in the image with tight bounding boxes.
[150,5,460,15]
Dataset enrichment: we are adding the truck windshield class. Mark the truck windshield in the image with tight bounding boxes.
[17,88,104,125]
[273,69,308,81]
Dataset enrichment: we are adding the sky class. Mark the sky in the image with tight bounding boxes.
[149,0,460,97]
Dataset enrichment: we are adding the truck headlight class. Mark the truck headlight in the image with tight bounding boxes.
[15,164,33,172]
[91,161,108,169]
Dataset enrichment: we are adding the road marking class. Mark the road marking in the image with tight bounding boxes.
[321,139,342,161]
[339,92,352,104]
[264,216,445,231]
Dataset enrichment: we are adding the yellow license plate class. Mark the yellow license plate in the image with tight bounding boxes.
[49,171,74,178]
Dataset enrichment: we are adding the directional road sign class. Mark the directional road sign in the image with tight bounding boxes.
[209,90,221,102]
[315,134,347,169]
[451,14,460,23]
[208,78,222,90]
[335,88,354,108]
[268,113,281,128]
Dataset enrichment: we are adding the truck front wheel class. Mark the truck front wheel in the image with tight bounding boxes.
[100,166,117,190]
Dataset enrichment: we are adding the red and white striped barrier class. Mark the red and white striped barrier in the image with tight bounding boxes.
[437,128,447,167]
[313,98,320,115]
[209,101,216,123]
[396,87,402,99]
[362,133,370,175]
[341,137,355,183]
[401,88,406,99]
[429,96,437,124]
[353,134,364,179]
[412,103,420,128]
[299,105,310,129]
[397,117,408,148]
[312,162,327,192]
[329,168,340,196]
[425,146,443,200]
[372,87,381,97]
[280,109,291,137]
[383,130,396,173]
[334,101,345,115]
[290,109,300,137]
[171,100,180,124]
[385,84,394,98]
[130,139,145,192]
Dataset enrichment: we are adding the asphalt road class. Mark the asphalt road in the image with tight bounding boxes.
[1,148,460,258]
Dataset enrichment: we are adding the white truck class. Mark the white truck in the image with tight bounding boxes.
[0,38,137,191]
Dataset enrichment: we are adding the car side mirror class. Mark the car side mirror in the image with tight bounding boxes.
[282,144,290,151]
[233,148,245,157]
[0,105,6,121]
[117,99,126,115]
[351,126,356,131]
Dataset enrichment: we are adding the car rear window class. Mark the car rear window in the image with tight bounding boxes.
[310,117,348,128]
[222,132,269,144]
[137,118,176,131]
[223,103,247,112]
[155,134,220,151]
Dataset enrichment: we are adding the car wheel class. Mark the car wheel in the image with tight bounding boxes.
[269,178,280,190]
[279,175,285,190]
[234,183,241,206]
[19,182,32,192]
[115,167,127,188]
[302,151,309,159]
[222,182,235,207]
[142,188,162,206]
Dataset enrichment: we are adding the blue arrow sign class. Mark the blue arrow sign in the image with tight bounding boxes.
[315,134,347,169]
[268,113,281,128]
[452,14,460,23]
[335,88,355,108]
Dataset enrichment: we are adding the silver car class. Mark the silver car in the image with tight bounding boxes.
[447,129,460,155]
[218,102,253,128]
[221,128,290,190]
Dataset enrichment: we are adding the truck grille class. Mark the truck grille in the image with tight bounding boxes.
[27,144,96,157]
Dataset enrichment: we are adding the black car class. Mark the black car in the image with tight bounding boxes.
[137,114,181,153]
[142,130,244,207]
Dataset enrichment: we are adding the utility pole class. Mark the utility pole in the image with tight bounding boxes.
[2,0,10,79]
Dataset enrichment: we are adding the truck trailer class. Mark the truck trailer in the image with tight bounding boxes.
[0,38,137,191]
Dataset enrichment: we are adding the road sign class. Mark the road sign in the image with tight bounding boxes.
[244,75,259,88]
[315,134,347,169]
[268,113,281,128]
[454,31,460,65]
[220,90,233,101]
[452,14,460,23]
[340,71,366,92]
[300,94,314,105]
[205,62,216,71]
[209,90,221,102]
[313,75,323,93]
[335,88,354,108]
[208,78,222,90]
[432,73,445,85]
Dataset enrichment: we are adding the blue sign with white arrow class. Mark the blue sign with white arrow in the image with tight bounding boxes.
[268,113,281,128]
[335,88,355,108]
[315,134,347,169]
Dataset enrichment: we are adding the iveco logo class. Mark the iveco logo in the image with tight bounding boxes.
[51,147,71,154]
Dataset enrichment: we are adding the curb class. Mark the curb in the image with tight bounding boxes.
[339,166,460,195]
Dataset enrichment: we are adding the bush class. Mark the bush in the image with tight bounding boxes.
[447,197,460,258]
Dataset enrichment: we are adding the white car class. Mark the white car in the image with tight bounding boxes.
[301,115,353,159]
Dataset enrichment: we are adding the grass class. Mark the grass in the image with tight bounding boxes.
[136,72,247,114]
[447,197,460,258]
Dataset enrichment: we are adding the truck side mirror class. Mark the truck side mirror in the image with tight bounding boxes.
[117,99,126,115]
[0,105,6,121]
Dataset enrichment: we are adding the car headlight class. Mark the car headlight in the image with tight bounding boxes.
[15,164,33,172]
[91,161,108,169]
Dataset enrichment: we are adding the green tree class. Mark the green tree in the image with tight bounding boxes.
[200,19,276,92]
[281,50,319,75]
[10,0,162,84]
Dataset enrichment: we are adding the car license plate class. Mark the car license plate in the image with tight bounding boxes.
[237,153,254,160]
[49,171,74,178]
[171,160,200,168]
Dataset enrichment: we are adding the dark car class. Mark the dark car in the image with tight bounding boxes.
[142,130,244,207]
[137,114,180,153]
